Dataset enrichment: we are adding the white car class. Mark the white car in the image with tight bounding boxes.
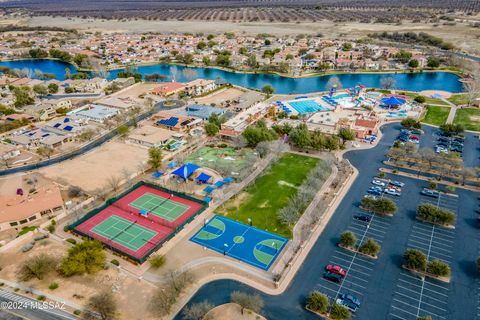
[364,194,378,200]
[372,179,386,187]
[384,188,401,196]
[435,146,449,154]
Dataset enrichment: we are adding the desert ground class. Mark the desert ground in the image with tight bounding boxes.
[192,87,245,106]
[38,139,149,193]
[18,15,480,55]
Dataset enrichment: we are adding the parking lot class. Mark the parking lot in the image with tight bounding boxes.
[389,193,458,320]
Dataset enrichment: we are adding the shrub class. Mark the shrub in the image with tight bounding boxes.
[149,255,166,269]
[427,259,450,277]
[17,254,57,281]
[48,282,59,290]
[417,316,433,320]
[37,295,46,301]
[358,239,381,257]
[60,240,106,277]
[73,310,81,316]
[339,231,357,248]
[360,197,397,215]
[306,291,329,314]
[110,259,120,266]
[63,225,70,232]
[330,303,351,320]
[65,238,76,245]
[404,249,427,271]
[47,224,55,233]
[414,96,427,103]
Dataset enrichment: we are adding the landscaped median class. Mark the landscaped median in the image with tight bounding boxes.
[416,203,456,229]
[359,197,397,216]
[305,291,352,320]
[338,231,381,259]
[403,249,451,283]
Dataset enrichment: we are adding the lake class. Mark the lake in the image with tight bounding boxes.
[0,59,464,94]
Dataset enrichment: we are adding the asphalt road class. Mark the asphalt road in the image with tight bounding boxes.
[0,289,77,320]
[176,122,479,320]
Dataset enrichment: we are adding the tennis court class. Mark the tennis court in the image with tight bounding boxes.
[129,193,190,222]
[71,181,208,263]
[190,215,288,270]
[91,215,158,251]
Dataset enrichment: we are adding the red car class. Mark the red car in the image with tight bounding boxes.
[325,264,347,278]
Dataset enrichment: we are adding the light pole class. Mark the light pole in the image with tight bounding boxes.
[223,243,228,255]
[248,217,252,227]
[204,218,209,227]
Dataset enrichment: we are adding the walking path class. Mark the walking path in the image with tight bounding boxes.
[444,98,458,124]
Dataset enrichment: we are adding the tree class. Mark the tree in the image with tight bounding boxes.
[149,255,166,269]
[13,86,34,108]
[196,41,207,50]
[427,57,440,68]
[48,83,59,94]
[408,59,419,68]
[83,291,117,320]
[247,54,258,68]
[330,304,351,320]
[440,123,464,136]
[339,231,356,248]
[29,48,48,58]
[338,128,355,146]
[230,291,264,315]
[404,249,427,270]
[117,125,129,136]
[360,197,397,215]
[463,79,480,106]
[380,77,396,90]
[242,121,278,147]
[306,291,329,314]
[205,122,219,136]
[358,239,381,257]
[17,254,57,281]
[416,203,456,226]
[182,300,213,320]
[414,95,426,103]
[37,146,54,159]
[342,42,352,51]
[427,259,450,277]
[289,124,311,148]
[60,240,106,277]
[401,117,421,129]
[395,50,412,63]
[261,84,274,96]
[417,316,433,320]
[148,147,163,171]
[106,175,121,192]
[33,84,48,96]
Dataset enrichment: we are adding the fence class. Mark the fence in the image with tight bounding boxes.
[68,181,208,264]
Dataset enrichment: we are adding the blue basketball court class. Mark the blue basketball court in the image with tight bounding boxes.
[190,215,288,270]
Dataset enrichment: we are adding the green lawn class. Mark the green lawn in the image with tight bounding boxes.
[453,108,480,132]
[421,105,451,126]
[448,94,468,106]
[17,226,36,237]
[218,153,321,238]
[398,92,448,106]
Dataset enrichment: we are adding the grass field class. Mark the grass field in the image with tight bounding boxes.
[448,94,468,105]
[421,105,451,126]
[453,108,480,132]
[185,146,256,175]
[218,153,321,238]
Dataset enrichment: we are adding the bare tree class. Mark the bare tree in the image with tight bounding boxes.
[182,68,198,81]
[463,79,480,106]
[380,77,396,90]
[121,168,132,186]
[106,176,121,193]
[230,291,264,315]
[83,291,117,320]
[182,300,213,320]
[326,76,342,90]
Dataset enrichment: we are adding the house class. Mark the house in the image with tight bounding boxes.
[151,81,185,97]
[96,96,135,111]
[0,143,20,160]
[175,104,225,120]
[352,118,379,139]
[67,104,119,123]
[112,77,135,88]
[127,125,173,148]
[152,111,201,132]
[0,184,65,231]
[220,102,269,138]
[183,79,216,96]
[24,104,57,121]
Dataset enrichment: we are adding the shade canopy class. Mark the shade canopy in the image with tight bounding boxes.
[381,96,406,106]
[203,186,215,194]
[151,172,164,178]
[196,172,212,183]
[171,163,201,179]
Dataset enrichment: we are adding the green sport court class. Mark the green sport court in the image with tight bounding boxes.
[190,215,288,270]
[91,215,158,251]
[129,192,190,222]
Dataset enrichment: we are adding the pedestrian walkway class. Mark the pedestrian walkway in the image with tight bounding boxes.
[443,98,458,124]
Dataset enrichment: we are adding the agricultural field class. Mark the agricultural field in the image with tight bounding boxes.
[218,153,321,238]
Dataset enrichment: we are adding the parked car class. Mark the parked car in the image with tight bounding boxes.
[390,181,405,187]
[354,214,372,222]
[372,179,386,187]
[367,189,382,196]
[435,146,449,154]
[421,188,439,198]
[364,194,378,200]
[325,264,347,277]
[336,293,361,313]
[323,271,342,283]
[411,129,424,135]
[384,188,401,196]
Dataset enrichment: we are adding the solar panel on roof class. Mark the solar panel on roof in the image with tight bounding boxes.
[42,133,50,137]
[53,123,61,128]
[64,125,73,131]
[64,118,70,123]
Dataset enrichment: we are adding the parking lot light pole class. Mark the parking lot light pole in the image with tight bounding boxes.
[248,217,252,226]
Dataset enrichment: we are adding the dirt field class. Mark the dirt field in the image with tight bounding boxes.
[206,303,266,320]
[192,87,245,106]
[0,235,157,319]
[21,16,480,54]
[38,140,148,193]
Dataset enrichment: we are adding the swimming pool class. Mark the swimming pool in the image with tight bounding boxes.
[287,99,329,113]
[332,93,351,100]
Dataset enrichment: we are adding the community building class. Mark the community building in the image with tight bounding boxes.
[183,79,216,96]
[127,125,174,148]
[152,111,201,132]
[0,184,65,231]
[151,81,185,97]
[67,104,119,123]
[175,104,225,120]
